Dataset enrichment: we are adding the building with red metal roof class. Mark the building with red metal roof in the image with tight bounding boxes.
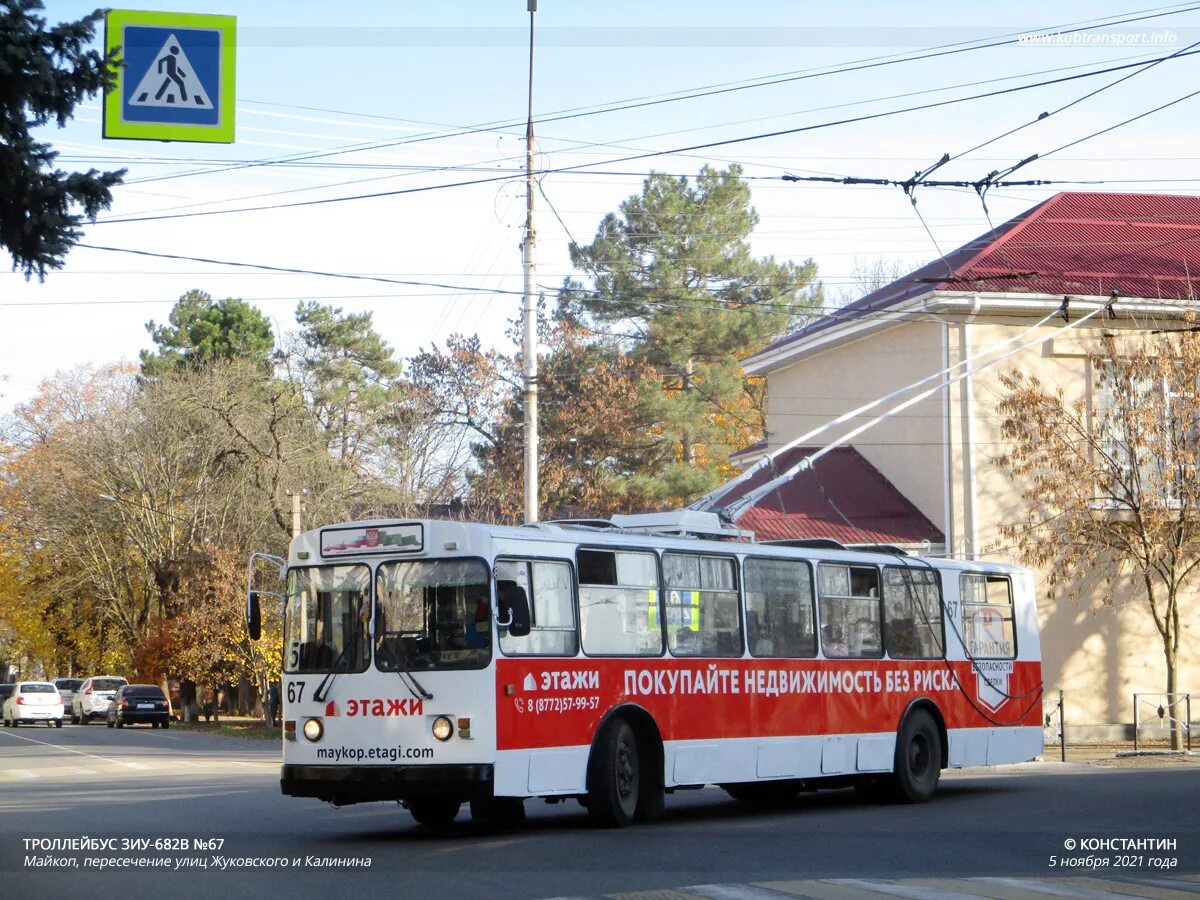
[735,192,1200,733]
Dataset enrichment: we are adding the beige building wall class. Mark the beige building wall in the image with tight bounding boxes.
[964,320,1200,729]
[763,321,946,534]
[763,316,1199,729]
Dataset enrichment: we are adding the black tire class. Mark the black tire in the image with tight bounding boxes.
[163,720,170,730]
[71,713,79,725]
[892,709,942,803]
[151,722,159,729]
[407,797,461,828]
[587,717,640,827]
[116,721,123,729]
[55,720,62,728]
[107,720,114,728]
[469,796,526,829]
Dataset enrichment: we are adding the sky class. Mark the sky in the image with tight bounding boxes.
[3,0,1199,413]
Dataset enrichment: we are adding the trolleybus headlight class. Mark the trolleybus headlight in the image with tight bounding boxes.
[431,715,454,742]
[303,717,324,742]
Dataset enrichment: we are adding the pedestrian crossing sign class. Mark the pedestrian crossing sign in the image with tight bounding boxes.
[103,9,236,143]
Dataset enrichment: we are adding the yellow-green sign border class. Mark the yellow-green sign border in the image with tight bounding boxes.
[103,9,236,144]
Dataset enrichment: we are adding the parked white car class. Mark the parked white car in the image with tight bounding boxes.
[71,676,128,725]
[2,681,64,727]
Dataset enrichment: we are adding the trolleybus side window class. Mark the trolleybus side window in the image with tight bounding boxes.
[375,559,491,670]
[882,566,945,660]
[283,565,371,674]
[960,573,1017,659]
[744,557,817,658]
[577,549,662,657]
[496,559,578,657]
[817,564,882,658]
[662,553,742,657]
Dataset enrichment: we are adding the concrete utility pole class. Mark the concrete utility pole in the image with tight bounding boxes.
[287,489,304,539]
[522,0,539,524]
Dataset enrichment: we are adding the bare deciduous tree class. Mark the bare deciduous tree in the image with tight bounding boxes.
[996,330,1200,748]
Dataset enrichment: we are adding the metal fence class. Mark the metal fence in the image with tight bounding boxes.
[1133,692,1192,753]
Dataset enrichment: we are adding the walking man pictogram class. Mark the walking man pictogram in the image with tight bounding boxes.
[154,45,188,103]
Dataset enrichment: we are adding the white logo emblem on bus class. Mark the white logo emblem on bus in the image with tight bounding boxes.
[975,661,1013,713]
[522,673,538,692]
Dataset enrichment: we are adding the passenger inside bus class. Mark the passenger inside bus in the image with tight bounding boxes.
[822,623,849,657]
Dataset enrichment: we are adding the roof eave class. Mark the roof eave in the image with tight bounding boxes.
[745,290,1199,375]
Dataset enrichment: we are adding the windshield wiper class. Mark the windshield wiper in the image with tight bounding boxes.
[312,646,352,703]
[380,637,433,701]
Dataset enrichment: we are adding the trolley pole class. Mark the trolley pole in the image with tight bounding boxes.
[521,0,539,525]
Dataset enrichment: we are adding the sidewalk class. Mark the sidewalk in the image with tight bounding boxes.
[1038,742,1199,768]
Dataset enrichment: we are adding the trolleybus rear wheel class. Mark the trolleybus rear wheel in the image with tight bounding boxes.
[892,709,942,803]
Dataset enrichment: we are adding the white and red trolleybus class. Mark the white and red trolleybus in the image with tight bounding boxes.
[246,511,1042,828]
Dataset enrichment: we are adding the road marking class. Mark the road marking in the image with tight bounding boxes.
[0,727,135,767]
[829,880,978,900]
[683,887,792,899]
[605,880,1200,900]
[1063,876,1200,899]
[7,770,40,780]
[70,767,99,775]
[972,878,1145,899]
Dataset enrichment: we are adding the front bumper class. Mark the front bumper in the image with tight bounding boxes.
[281,764,494,806]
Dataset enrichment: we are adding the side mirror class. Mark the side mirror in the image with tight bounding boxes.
[496,580,531,638]
[247,591,262,641]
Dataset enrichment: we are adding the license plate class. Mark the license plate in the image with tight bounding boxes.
[137,703,154,709]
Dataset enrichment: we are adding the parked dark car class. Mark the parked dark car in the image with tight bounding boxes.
[106,684,171,729]
[0,685,13,708]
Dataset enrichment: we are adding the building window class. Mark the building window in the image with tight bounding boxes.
[1095,362,1198,508]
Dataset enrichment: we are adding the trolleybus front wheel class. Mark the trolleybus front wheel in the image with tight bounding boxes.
[406,797,461,828]
[587,717,639,827]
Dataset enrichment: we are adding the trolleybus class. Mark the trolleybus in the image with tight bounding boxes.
[246,511,1042,828]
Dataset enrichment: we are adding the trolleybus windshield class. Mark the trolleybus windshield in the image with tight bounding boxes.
[375,559,491,670]
[283,565,370,674]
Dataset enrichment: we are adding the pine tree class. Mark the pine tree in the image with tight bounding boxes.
[561,165,820,502]
[141,290,276,375]
[0,0,124,279]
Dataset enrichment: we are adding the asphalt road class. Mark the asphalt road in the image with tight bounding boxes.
[0,723,1197,900]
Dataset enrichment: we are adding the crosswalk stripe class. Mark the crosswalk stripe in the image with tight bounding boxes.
[684,886,792,899]
[759,880,898,900]
[830,879,983,900]
[970,878,1156,899]
[1063,876,1200,899]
